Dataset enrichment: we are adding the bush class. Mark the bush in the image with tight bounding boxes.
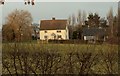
[2,43,118,76]
[2,43,118,75]
[106,37,119,44]
[48,39,87,44]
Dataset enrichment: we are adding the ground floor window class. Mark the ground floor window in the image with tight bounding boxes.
[44,35,48,39]
[58,35,62,39]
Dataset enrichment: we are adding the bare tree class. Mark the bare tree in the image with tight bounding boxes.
[82,10,87,25]
[68,15,75,39]
[68,16,72,25]
[107,7,114,38]
[113,15,118,37]
[72,14,76,26]
[2,9,33,42]
[77,10,82,25]
[118,6,120,37]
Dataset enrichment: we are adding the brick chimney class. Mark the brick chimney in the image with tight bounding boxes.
[52,17,55,20]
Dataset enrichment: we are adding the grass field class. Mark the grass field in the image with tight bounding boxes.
[2,43,118,53]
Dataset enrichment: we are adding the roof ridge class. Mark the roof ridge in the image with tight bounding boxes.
[41,19,67,21]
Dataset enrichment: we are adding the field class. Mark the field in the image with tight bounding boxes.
[2,43,118,75]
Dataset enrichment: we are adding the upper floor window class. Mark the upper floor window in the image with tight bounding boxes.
[58,35,62,38]
[44,31,47,33]
[57,30,61,33]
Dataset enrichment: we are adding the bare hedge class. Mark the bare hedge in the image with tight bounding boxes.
[2,43,118,75]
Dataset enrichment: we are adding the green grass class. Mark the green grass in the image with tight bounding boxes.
[2,43,118,54]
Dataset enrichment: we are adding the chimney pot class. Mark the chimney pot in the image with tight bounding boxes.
[52,17,55,20]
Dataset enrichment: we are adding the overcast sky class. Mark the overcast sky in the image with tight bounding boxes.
[0,2,118,29]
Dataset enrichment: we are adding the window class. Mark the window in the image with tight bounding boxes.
[58,35,62,38]
[44,36,48,39]
[44,31,47,33]
[57,30,61,33]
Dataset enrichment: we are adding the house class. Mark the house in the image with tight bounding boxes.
[39,18,69,40]
[82,27,107,42]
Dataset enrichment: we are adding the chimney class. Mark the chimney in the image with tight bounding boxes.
[52,17,55,20]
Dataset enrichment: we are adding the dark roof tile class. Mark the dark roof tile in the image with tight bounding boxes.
[82,27,106,36]
[40,20,67,30]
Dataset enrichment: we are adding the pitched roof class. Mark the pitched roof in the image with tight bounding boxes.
[40,19,67,30]
[82,27,106,36]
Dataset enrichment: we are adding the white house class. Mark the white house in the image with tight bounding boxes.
[39,18,69,40]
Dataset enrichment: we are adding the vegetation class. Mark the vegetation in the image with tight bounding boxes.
[2,9,33,42]
[2,43,118,75]
[2,8,119,43]
[1,4,119,75]
[68,8,118,40]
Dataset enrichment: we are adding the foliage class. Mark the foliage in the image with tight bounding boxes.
[2,9,33,42]
[86,13,100,27]
[2,43,118,75]
[72,31,81,39]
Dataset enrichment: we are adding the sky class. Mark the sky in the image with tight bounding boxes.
[0,1,118,29]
